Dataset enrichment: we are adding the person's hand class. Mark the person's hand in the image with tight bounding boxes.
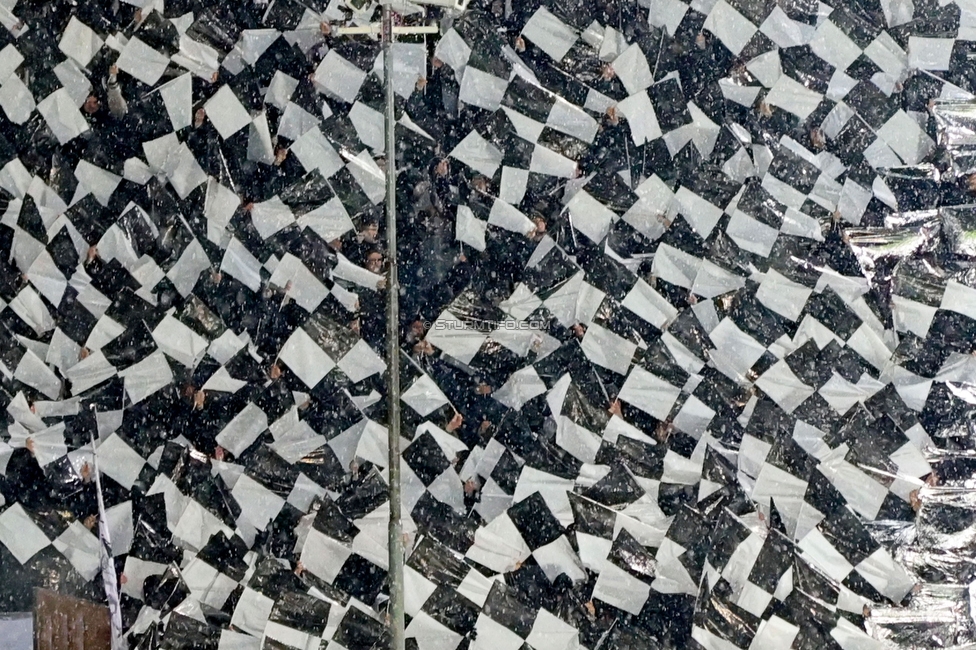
[572,323,586,338]
[211,71,219,83]
[274,147,288,166]
[244,202,254,212]
[416,77,428,91]
[446,412,463,432]
[194,108,206,128]
[86,245,99,265]
[269,363,282,379]
[606,106,619,125]
[608,399,622,417]
[810,127,826,150]
[193,389,206,410]
[377,277,388,290]
[601,64,615,81]
[458,253,467,263]
[110,64,119,76]
[413,339,434,356]
[515,36,526,52]
[320,22,332,36]
[655,420,672,443]
[432,56,444,69]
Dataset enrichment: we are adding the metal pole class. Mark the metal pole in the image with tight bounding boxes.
[383,5,406,650]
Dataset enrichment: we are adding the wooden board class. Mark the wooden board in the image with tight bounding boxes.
[35,589,111,650]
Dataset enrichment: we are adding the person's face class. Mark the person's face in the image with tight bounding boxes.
[366,252,383,273]
[410,320,425,338]
[83,95,100,114]
[436,160,449,177]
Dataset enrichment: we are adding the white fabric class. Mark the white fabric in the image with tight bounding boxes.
[522,7,578,61]
[205,86,252,140]
[59,17,103,66]
[0,504,50,564]
[314,50,367,103]
[116,37,171,86]
[279,328,336,387]
[37,88,88,144]
[216,403,269,456]
[450,130,503,177]
[96,434,146,490]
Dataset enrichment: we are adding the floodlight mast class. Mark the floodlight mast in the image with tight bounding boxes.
[330,3,466,647]
[380,6,406,650]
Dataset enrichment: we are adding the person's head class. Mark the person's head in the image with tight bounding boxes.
[366,249,384,274]
[435,159,449,177]
[362,219,379,242]
[83,95,100,114]
[471,175,488,193]
[409,319,426,338]
[531,214,547,237]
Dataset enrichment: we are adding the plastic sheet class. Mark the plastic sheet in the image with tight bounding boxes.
[2,0,976,649]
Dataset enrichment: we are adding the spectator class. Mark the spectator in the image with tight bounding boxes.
[107,64,128,118]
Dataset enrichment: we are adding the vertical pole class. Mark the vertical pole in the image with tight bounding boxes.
[382,5,406,650]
